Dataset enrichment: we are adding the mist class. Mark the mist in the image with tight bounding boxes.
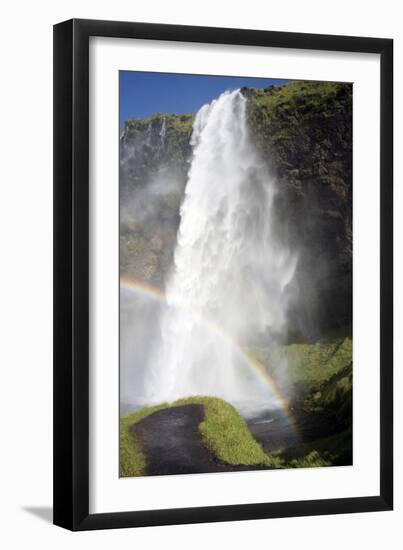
[120,90,298,414]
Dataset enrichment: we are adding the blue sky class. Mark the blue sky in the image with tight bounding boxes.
[120,71,289,128]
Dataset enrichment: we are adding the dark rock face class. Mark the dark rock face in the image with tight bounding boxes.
[119,114,193,287]
[120,113,193,203]
[120,81,352,336]
[247,81,352,338]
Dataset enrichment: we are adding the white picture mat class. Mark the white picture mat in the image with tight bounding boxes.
[89,36,380,514]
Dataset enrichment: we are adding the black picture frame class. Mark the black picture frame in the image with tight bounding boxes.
[53,18,393,531]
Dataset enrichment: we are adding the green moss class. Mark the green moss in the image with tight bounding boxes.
[120,379,352,476]
[246,81,352,189]
[119,406,154,477]
[250,335,352,394]
[288,450,332,468]
[277,427,352,467]
[124,112,193,135]
[124,113,193,160]
[303,362,352,428]
[120,391,352,476]
[248,81,350,117]
[120,396,279,477]
[122,113,194,193]
[193,397,280,468]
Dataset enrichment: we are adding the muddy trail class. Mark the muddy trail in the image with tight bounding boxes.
[131,403,336,476]
[132,404,269,476]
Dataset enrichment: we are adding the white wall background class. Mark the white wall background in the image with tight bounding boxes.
[0,0,400,547]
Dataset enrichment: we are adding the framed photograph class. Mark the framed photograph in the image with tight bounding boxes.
[53,19,393,530]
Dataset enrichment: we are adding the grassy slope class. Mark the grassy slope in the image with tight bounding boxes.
[274,335,353,467]
[302,361,352,428]
[121,336,353,476]
[280,426,352,468]
[120,396,280,477]
[251,333,352,393]
[249,334,353,468]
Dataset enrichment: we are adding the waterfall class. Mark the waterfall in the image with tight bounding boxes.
[160,117,166,147]
[145,122,152,146]
[144,90,297,410]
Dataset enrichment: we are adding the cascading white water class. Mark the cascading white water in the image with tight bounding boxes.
[160,117,166,147]
[144,90,297,409]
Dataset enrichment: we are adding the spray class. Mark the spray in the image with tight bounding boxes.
[144,90,297,410]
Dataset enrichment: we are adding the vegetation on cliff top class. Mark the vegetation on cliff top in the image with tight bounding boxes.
[246,80,352,186]
[122,80,352,196]
[123,113,194,171]
[124,112,194,134]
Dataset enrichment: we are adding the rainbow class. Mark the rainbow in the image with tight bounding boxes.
[120,274,299,438]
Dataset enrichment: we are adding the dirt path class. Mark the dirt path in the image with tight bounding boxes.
[132,404,267,476]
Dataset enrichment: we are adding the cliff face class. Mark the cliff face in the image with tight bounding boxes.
[120,81,352,337]
[119,113,193,286]
[120,113,193,201]
[247,82,352,337]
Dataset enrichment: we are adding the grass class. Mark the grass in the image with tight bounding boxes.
[120,391,351,477]
[250,334,352,394]
[276,427,352,468]
[120,335,353,477]
[246,80,352,192]
[124,112,193,135]
[277,337,351,387]
[249,81,351,119]
[302,362,352,429]
[120,396,280,477]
